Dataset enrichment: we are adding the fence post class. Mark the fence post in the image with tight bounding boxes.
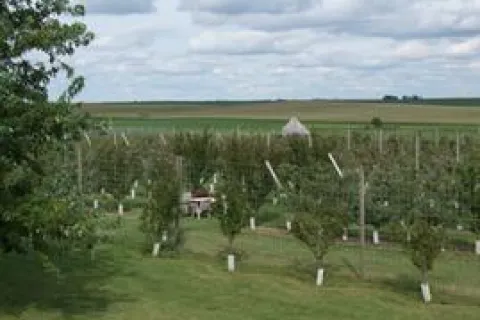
[347,125,351,151]
[76,142,85,214]
[456,132,460,163]
[415,133,420,171]
[76,143,83,196]
[175,156,184,228]
[358,166,366,279]
[378,129,383,154]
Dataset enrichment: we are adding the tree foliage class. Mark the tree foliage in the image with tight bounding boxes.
[171,129,218,189]
[212,176,248,253]
[285,163,347,268]
[0,0,95,254]
[406,219,445,282]
[140,155,184,254]
[290,193,346,267]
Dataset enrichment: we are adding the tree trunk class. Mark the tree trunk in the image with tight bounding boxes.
[228,235,234,254]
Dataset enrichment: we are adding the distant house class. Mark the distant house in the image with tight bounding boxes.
[282,117,310,137]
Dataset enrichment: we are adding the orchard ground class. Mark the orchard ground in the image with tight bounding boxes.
[0,212,479,320]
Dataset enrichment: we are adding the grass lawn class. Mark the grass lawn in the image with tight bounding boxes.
[0,213,479,320]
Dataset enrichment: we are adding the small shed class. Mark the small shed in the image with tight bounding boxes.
[282,117,310,137]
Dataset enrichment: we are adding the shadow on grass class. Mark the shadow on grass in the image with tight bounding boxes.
[339,256,363,279]
[0,247,133,317]
[379,273,419,297]
[377,273,480,306]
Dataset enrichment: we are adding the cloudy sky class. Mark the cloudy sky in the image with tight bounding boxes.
[54,0,480,101]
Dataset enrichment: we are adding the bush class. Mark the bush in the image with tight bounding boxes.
[371,117,383,128]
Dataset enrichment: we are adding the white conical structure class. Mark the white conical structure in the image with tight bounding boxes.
[281,117,310,137]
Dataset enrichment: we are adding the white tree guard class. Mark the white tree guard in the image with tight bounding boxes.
[286,220,292,232]
[118,203,124,216]
[250,217,256,230]
[227,254,235,272]
[152,243,160,257]
[316,268,324,286]
[373,230,380,245]
[421,283,432,303]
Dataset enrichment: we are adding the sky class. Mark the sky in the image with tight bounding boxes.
[52,0,480,101]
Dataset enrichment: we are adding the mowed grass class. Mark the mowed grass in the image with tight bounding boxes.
[83,100,480,125]
[1,213,479,320]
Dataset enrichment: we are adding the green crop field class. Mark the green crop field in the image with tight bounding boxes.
[83,100,480,133]
[1,213,478,320]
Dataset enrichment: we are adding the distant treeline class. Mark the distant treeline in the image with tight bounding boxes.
[89,97,480,107]
[95,100,278,107]
[380,95,480,106]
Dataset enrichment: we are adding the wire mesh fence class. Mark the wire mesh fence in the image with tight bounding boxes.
[66,127,480,301]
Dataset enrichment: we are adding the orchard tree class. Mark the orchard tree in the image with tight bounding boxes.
[140,155,183,257]
[402,176,447,303]
[171,129,218,190]
[290,193,346,285]
[218,133,275,227]
[286,163,347,285]
[211,176,248,255]
[0,0,95,254]
[457,150,480,253]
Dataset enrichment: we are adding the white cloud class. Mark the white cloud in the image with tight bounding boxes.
[44,0,480,101]
[178,0,314,14]
[393,41,435,60]
[84,0,157,15]
[188,30,316,55]
[184,0,480,39]
[447,37,480,55]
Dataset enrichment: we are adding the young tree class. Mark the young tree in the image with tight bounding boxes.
[218,133,274,229]
[171,129,218,190]
[457,153,480,254]
[402,177,447,303]
[140,155,183,257]
[211,176,249,271]
[97,141,136,213]
[286,163,347,286]
[1,0,95,255]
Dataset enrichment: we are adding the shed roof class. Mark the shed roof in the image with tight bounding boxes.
[282,117,310,136]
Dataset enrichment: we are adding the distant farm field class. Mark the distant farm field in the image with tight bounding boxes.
[82,100,480,133]
[83,100,480,123]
